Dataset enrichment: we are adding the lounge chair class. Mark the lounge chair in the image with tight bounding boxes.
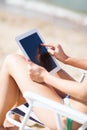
[6,70,87,130]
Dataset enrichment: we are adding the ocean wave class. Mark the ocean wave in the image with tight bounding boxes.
[6,0,87,26]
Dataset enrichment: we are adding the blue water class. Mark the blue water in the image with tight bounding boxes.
[32,0,87,14]
[4,0,87,26]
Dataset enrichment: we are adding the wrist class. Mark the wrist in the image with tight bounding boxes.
[44,73,52,84]
[63,55,70,64]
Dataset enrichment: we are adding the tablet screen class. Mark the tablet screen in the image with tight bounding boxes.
[18,32,58,72]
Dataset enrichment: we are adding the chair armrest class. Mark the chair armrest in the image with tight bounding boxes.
[23,91,87,125]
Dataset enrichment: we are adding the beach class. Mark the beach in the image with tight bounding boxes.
[0,2,87,129]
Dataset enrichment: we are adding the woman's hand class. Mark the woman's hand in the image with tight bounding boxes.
[42,44,69,63]
[27,61,49,83]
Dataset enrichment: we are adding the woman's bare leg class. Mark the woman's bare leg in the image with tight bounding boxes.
[4,90,26,128]
[0,59,25,129]
[0,67,17,125]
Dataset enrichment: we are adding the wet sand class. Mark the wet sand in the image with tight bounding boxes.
[0,4,87,130]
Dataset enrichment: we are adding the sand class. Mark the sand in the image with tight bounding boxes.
[0,3,87,130]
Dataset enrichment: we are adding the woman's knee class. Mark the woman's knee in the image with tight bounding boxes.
[3,54,25,71]
[4,54,22,65]
[3,54,16,68]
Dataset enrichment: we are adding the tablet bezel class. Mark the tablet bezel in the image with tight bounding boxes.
[15,29,60,74]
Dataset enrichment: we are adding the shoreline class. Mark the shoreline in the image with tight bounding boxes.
[5,0,87,27]
[0,1,87,32]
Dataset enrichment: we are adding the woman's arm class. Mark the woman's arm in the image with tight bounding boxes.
[64,57,87,70]
[28,61,87,103]
[44,73,87,103]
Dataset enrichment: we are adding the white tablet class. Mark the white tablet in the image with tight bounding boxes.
[15,29,61,74]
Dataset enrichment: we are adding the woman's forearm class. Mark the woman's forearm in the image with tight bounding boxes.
[64,56,87,70]
[44,74,86,102]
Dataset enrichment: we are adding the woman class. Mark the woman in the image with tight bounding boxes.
[0,44,87,130]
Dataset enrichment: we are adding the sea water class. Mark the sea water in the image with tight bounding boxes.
[31,0,87,14]
[5,0,87,26]
[5,0,87,14]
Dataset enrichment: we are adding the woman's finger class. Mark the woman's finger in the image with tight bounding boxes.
[48,48,54,55]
